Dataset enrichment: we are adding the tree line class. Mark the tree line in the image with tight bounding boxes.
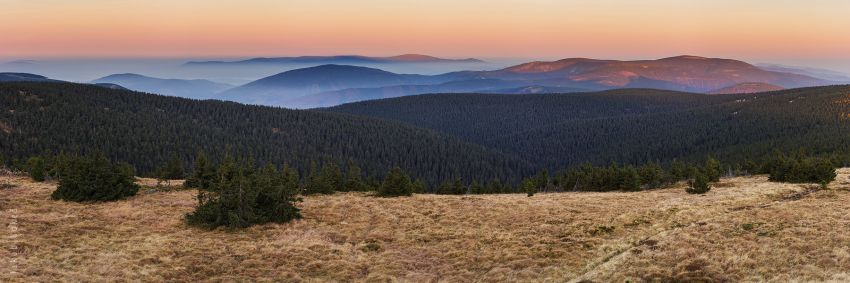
[14,148,841,230]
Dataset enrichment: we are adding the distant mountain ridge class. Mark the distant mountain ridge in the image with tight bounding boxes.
[92,73,233,99]
[218,55,833,108]
[185,54,484,66]
[0,72,61,82]
[757,64,850,82]
[444,55,827,93]
[218,64,454,105]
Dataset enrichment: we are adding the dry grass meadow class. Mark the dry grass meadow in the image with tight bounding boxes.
[1,169,850,282]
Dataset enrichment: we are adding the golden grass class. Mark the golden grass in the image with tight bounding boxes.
[1,170,849,282]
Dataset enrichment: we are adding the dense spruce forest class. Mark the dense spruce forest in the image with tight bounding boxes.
[0,82,531,184]
[328,86,850,169]
[3,82,850,189]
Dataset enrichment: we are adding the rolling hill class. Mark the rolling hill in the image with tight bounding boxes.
[217,65,454,105]
[329,86,850,169]
[92,73,233,100]
[0,82,530,183]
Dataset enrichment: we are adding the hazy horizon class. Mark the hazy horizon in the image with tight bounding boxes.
[3,0,850,74]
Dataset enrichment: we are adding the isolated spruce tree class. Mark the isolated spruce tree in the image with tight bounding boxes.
[522,178,536,197]
[377,166,412,197]
[704,157,722,182]
[51,154,139,202]
[686,172,711,194]
[184,152,216,190]
[26,157,46,182]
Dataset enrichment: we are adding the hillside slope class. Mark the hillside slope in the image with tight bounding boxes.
[0,82,530,183]
[329,86,850,169]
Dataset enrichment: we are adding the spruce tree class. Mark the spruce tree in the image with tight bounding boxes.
[620,165,641,191]
[26,157,46,182]
[377,166,413,197]
[321,160,343,192]
[452,175,466,195]
[304,160,333,195]
[535,169,550,191]
[470,181,486,194]
[638,162,665,188]
[164,154,185,180]
[686,172,711,194]
[436,180,453,194]
[704,157,722,182]
[185,152,217,190]
[487,178,504,194]
[670,159,688,181]
[280,163,301,196]
[411,179,427,194]
[522,178,536,197]
[343,160,365,192]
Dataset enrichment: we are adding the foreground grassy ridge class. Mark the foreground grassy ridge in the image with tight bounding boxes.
[0,170,848,282]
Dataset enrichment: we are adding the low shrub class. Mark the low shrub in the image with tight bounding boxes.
[51,154,139,202]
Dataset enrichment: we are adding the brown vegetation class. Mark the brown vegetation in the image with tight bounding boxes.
[1,170,849,282]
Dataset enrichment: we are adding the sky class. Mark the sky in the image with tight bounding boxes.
[1,0,850,71]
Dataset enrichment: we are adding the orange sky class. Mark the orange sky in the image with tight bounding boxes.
[2,0,849,60]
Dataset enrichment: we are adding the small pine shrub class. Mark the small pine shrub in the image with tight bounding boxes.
[768,154,836,184]
[51,154,139,202]
[186,160,302,229]
[686,172,711,194]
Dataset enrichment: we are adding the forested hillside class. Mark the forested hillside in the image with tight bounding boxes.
[329,86,850,169]
[0,82,531,183]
